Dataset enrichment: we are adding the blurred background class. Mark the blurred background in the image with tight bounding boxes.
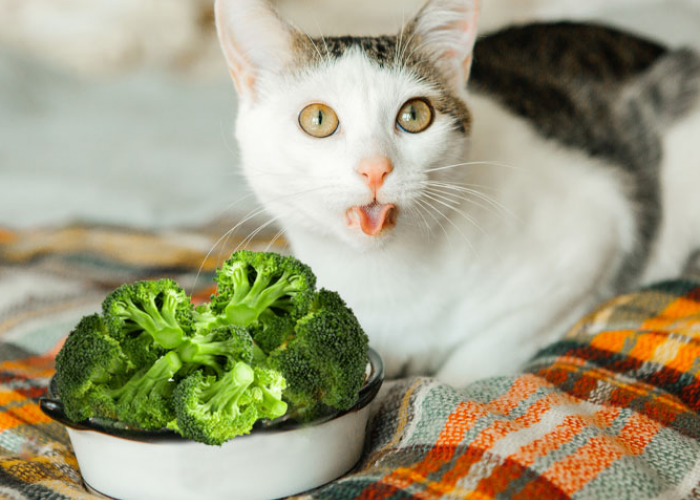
[1,0,699,231]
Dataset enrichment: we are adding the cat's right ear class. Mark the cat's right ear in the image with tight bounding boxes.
[405,0,480,93]
[215,0,296,101]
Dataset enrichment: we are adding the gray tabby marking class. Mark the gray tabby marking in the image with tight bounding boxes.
[470,23,700,291]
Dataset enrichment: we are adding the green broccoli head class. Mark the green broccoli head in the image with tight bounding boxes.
[192,303,218,333]
[210,251,316,328]
[177,325,254,374]
[110,351,183,430]
[248,309,296,354]
[54,314,131,422]
[102,279,194,355]
[250,366,288,420]
[171,361,287,445]
[268,289,369,420]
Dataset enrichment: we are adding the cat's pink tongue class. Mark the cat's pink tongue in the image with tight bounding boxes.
[346,202,396,236]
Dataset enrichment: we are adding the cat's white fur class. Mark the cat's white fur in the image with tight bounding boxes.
[218,0,700,386]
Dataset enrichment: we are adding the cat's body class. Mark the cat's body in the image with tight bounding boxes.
[216,0,700,386]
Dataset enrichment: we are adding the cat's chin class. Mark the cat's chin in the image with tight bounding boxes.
[340,221,401,253]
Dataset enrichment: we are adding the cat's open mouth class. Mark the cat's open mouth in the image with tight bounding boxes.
[345,202,397,236]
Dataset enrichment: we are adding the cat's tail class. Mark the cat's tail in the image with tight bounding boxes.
[622,48,700,129]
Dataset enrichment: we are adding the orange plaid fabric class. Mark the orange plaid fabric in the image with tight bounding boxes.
[2,224,700,499]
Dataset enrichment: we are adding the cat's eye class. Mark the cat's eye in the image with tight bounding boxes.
[299,103,339,138]
[396,98,433,134]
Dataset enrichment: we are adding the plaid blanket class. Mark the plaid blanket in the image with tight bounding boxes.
[2,224,700,500]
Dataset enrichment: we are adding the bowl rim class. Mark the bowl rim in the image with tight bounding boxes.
[39,348,384,443]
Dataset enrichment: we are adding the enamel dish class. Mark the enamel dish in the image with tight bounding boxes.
[40,348,384,500]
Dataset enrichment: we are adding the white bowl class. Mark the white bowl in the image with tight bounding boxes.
[41,349,384,500]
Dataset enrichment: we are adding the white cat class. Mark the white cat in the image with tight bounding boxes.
[215,0,700,386]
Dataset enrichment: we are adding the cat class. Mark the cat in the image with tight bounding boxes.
[214,0,700,387]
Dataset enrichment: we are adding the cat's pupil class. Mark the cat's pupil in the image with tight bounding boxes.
[313,111,323,127]
[403,105,417,122]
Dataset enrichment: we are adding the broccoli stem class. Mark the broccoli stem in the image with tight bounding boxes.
[203,362,255,414]
[222,269,298,326]
[110,351,183,405]
[259,386,287,418]
[122,296,186,349]
[177,335,243,375]
[193,305,218,332]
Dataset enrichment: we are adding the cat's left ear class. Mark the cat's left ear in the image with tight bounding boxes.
[215,0,297,101]
[406,0,480,92]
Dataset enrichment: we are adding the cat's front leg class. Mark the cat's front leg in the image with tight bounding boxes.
[434,303,587,388]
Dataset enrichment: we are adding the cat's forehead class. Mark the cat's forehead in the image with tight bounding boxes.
[311,35,400,67]
[290,48,429,104]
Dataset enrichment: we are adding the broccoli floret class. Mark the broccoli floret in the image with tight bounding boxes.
[250,366,288,418]
[110,351,183,430]
[102,279,194,361]
[177,325,254,374]
[171,361,287,445]
[54,314,183,428]
[193,303,218,333]
[267,289,369,419]
[248,309,296,353]
[55,314,131,422]
[210,251,316,327]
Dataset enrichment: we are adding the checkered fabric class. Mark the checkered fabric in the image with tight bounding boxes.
[2,224,700,499]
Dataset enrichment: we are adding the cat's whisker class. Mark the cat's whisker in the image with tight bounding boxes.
[420,191,487,237]
[424,184,492,213]
[405,203,433,237]
[235,214,282,254]
[416,197,477,256]
[425,160,523,173]
[264,227,288,253]
[422,181,516,220]
[424,180,498,192]
[401,38,431,68]
[423,185,506,227]
[394,8,406,68]
[209,195,262,231]
[191,203,271,294]
[191,185,331,293]
[398,27,421,70]
[311,17,331,61]
[414,197,457,244]
[302,28,326,63]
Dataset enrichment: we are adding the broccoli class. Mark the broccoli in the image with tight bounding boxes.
[55,315,183,429]
[266,289,369,420]
[102,279,194,360]
[248,309,296,353]
[110,351,183,430]
[171,361,287,445]
[210,251,316,328]
[54,251,370,445]
[54,314,131,422]
[176,325,254,375]
[193,303,217,332]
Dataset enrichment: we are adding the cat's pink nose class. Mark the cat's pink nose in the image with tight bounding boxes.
[358,156,393,195]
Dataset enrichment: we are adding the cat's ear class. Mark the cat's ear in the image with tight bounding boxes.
[215,0,297,101]
[406,0,480,92]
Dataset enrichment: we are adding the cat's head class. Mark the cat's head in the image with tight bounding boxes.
[216,0,480,251]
